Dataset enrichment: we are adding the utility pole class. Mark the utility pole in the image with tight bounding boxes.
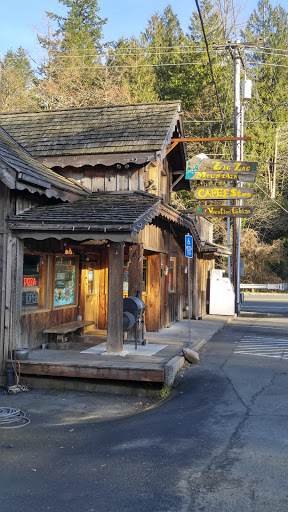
[213,40,260,314]
[233,43,242,316]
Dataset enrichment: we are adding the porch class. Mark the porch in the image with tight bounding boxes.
[6,317,229,392]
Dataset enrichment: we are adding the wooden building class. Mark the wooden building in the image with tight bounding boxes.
[0,101,226,375]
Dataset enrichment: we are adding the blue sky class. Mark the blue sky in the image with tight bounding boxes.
[0,0,281,57]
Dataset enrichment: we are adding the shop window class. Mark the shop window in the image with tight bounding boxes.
[169,258,176,293]
[54,256,77,307]
[22,254,49,311]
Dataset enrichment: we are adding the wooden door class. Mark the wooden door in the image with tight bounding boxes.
[168,257,177,324]
[84,263,99,330]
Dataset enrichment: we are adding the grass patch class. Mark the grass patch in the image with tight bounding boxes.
[158,384,172,398]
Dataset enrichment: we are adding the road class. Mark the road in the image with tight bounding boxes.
[241,292,288,316]
[1,316,288,511]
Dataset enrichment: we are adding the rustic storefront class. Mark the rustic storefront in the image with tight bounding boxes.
[0,101,224,383]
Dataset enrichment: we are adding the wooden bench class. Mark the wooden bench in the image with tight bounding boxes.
[43,321,94,343]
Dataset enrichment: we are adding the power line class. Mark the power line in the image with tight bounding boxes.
[247,102,288,124]
[246,49,288,58]
[40,62,209,70]
[246,60,288,69]
[8,44,286,65]
[194,0,229,142]
[254,183,288,214]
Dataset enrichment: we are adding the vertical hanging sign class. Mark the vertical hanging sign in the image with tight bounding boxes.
[185,234,193,349]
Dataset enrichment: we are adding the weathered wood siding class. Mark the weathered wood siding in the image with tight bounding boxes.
[196,253,214,318]
[0,182,9,371]
[60,165,146,193]
[57,159,171,200]
[21,306,78,348]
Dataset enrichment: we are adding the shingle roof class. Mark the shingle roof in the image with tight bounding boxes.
[0,102,181,158]
[7,191,194,243]
[0,126,87,196]
[8,192,161,232]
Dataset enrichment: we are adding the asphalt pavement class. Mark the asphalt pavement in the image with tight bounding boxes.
[1,309,288,511]
[241,292,288,316]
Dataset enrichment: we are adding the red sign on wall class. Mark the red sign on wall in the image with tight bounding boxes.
[23,275,39,288]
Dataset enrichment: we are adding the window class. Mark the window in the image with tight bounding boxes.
[54,256,77,307]
[169,258,176,293]
[22,254,49,311]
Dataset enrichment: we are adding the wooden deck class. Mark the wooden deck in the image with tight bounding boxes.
[7,331,186,384]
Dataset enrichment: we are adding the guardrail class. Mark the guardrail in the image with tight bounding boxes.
[240,283,288,291]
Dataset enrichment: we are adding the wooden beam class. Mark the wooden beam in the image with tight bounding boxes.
[6,361,164,382]
[107,242,124,353]
[166,136,252,156]
[166,141,179,156]
[171,137,251,142]
[172,174,185,189]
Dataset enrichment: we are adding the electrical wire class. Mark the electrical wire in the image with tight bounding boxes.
[40,61,207,70]
[254,183,288,214]
[16,44,288,54]
[246,60,288,68]
[247,102,288,124]
[194,0,229,141]
[246,49,288,58]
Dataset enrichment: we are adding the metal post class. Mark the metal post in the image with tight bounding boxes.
[188,257,192,349]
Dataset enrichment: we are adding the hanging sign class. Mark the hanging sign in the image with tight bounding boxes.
[187,170,257,182]
[186,156,258,180]
[185,234,193,258]
[194,205,253,217]
[194,187,254,200]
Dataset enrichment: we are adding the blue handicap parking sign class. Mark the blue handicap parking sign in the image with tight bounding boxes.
[185,234,193,258]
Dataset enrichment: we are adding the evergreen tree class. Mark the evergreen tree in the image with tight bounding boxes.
[37,0,129,108]
[141,6,188,103]
[241,0,288,241]
[107,37,158,103]
[0,47,38,112]
[46,0,107,50]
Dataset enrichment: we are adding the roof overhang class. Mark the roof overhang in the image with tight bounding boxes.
[37,152,158,169]
[199,242,231,255]
[7,192,197,244]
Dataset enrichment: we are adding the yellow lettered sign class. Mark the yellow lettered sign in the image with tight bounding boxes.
[194,187,254,200]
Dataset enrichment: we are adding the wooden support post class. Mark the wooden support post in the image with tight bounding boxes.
[128,245,143,298]
[106,242,124,354]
